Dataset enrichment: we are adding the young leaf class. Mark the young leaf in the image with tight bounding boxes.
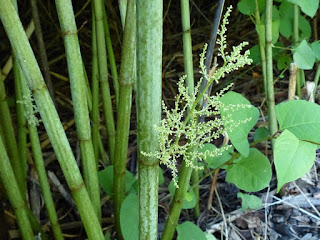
[275,100,320,143]
[237,192,262,210]
[197,143,232,169]
[274,130,317,192]
[287,0,319,18]
[220,91,259,158]
[226,148,272,192]
[120,193,138,240]
[177,221,207,240]
[293,40,315,70]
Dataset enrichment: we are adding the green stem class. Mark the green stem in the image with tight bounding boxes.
[0,136,33,240]
[293,4,301,99]
[180,0,199,220]
[91,5,100,162]
[161,160,193,240]
[55,0,101,220]
[265,0,278,147]
[29,128,64,240]
[113,0,136,238]
[13,59,28,197]
[93,0,116,165]
[102,1,119,107]
[0,1,104,238]
[30,0,56,105]
[254,0,267,92]
[16,60,64,240]
[0,62,24,197]
[136,0,162,238]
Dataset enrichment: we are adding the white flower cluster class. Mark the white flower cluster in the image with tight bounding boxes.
[142,6,253,188]
[17,89,42,127]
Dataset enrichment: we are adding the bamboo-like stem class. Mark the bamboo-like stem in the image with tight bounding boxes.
[55,0,101,220]
[254,0,267,92]
[1,19,34,81]
[0,62,24,197]
[13,60,28,197]
[83,64,93,112]
[180,0,199,220]
[113,0,136,238]
[136,0,162,238]
[91,5,100,162]
[30,0,56,105]
[265,0,277,147]
[102,2,119,107]
[93,0,116,165]
[0,1,104,239]
[0,136,33,240]
[18,75,64,240]
[29,128,64,240]
[293,4,301,99]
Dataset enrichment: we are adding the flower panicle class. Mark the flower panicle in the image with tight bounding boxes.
[141,5,253,188]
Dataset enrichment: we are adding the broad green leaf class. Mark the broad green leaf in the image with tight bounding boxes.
[311,41,320,61]
[275,100,320,143]
[253,127,270,142]
[98,166,137,195]
[277,54,292,70]
[249,44,261,64]
[226,148,272,192]
[293,40,315,70]
[279,1,293,20]
[298,15,312,40]
[279,2,311,39]
[169,179,196,209]
[288,0,319,18]
[237,0,256,15]
[237,192,262,210]
[120,193,138,240]
[220,91,259,157]
[279,16,292,38]
[205,233,217,240]
[197,143,232,169]
[272,19,280,44]
[274,130,317,192]
[177,221,207,240]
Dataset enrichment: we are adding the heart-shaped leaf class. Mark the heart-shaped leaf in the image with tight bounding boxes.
[274,130,317,192]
